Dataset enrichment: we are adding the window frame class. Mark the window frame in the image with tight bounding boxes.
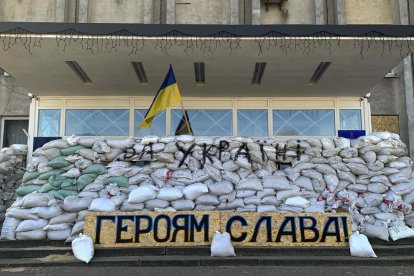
[34,96,366,138]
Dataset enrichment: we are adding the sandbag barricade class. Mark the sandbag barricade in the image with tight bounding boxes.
[2,133,414,242]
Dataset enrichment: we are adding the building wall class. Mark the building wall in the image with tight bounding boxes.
[175,0,231,24]
[87,0,145,23]
[0,0,65,22]
[344,0,395,24]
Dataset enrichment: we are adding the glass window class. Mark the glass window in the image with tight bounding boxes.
[134,110,166,137]
[273,109,335,136]
[171,109,232,136]
[237,109,268,137]
[65,109,129,136]
[38,109,61,137]
[340,109,362,130]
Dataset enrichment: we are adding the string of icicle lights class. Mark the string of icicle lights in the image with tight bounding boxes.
[0,28,413,58]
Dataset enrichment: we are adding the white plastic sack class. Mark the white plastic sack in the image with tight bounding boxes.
[157,187,183,201]
[72,234,94,263]
[16,219,49,232]
[285,196,310,208]
[349,232,377,258]
[0,217,21,240]
[210,231,236,257]
[16,229,46,240]
[89,198,117,212]
[389,222,414,241]
[183,183,209,200]
[128,186,159,203]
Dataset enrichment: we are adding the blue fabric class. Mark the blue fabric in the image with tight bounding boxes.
[33,137,61,151]
[338,130,366,139]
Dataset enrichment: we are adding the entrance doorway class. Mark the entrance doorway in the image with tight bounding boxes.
[1,117,29,148]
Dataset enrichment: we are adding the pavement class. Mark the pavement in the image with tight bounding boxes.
[0,266,412,276]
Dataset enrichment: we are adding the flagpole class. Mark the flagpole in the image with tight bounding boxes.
[180,101,193,136]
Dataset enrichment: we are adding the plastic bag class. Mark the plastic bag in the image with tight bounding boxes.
[349,232,377,258]
[210,231,236,257]
[72,234,94,263]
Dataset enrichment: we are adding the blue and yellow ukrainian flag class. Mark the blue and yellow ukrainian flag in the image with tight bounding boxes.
[140,65,182,128]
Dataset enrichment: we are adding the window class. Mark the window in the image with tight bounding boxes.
[273,109,335,136]
[237,109,268,137]
[134,110,166,137]
[340,109,362,130]
[171,109,232,136]
[65,109,129,136]
[38,109,61,137]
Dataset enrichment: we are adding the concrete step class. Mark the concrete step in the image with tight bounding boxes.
[0,237,413,248]
[0,254,414,268]
[0,244,413,259]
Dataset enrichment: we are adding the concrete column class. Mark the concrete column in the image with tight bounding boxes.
[314,0,325,24]
[398,0,410,24]
[403,55,414,157]
[335,0,346,24]
[56,0,66,22]
[166,0,175,24]
[251,0,260,25]
[78,0,89,23]
[144,0,154,24]
[230,0,239,25]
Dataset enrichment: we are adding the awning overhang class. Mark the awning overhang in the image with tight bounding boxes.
[0,23,413,97]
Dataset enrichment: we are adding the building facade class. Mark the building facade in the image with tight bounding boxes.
[0,0,413,156]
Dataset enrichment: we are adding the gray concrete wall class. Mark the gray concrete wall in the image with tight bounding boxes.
[344,0,395,24]
[175,0,231,24]
[261,0,315,24]
[87,0,145,23]
[0,0,66,22]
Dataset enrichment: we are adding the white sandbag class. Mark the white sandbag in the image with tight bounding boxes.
[349,232,377,258]
[20,193,52,208]
[72,221,85,235]
[362,224,389,241]
[260,196,280,206]
[195,194,219,205]
[262,175,290,190]
[89,198,117,212]
[257,205,278,212]
[16,219,49,232]
[304,202,325,213]
[183,183,209,200]
[111,195,127,206]
[145,199,169,210]
[236,177,263,191]
[389,222,414,241]
[0,217,20,240]
[107,138,135,150]
[210,231,236,257]
[47,228,72,240]
[128,186,159,203]
[171,199,195,211]
[72,234,94,263]
[120,202,144,212]
[157,187,183,201]
[42,139,69,150]
[285,196,310,208]
[276,186,301,201]
[389,173,410,185]
[6,208,39,220]
[391,180,414,195]
[62,168,81,178]
[207,181,234,196]
[50,213,77,225]
[16,229,46,240]
[62,196,94,212]
[44,223,72,231]
[30,205,63,220]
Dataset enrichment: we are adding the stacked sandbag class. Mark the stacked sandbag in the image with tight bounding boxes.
[4,132,414,241]
[0,144,27,219]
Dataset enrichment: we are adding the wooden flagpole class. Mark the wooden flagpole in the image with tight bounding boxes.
[180,101,193,135]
